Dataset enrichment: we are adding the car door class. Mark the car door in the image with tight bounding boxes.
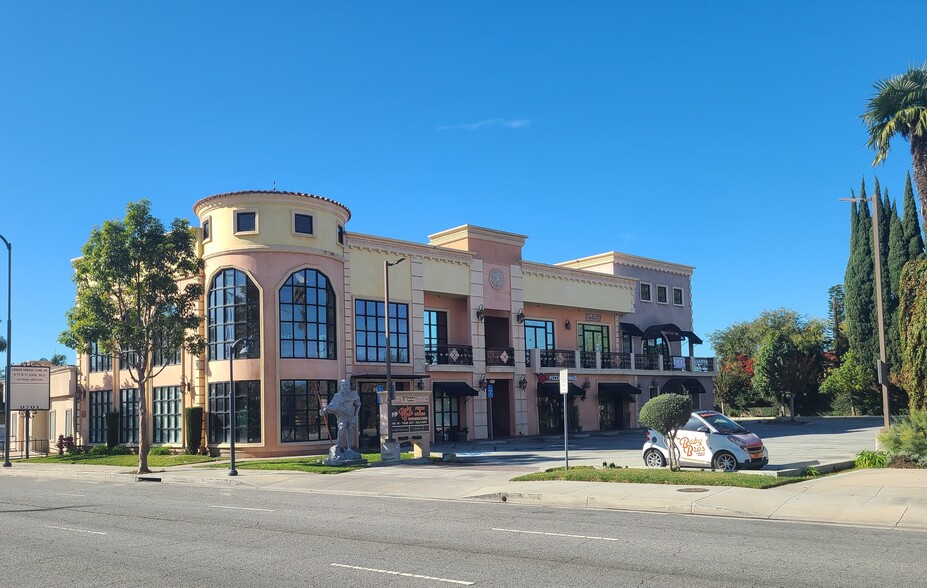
[675,415,711,466]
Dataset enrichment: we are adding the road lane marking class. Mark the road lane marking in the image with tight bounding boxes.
[492,528,620,541]
[54,493,86,497]
[44,525,106,535]
[330,563,474,585]
[208,505,275,512]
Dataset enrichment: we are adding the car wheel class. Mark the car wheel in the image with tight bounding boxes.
[712,452,738,472]
[643,449,666,468]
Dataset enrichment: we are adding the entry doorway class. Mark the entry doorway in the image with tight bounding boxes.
[488,380,512,438]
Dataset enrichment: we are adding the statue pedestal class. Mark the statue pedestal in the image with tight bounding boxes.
[322,447,367,467]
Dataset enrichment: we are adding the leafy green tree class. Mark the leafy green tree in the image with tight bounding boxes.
[39,354,68,366]
[59,200,204,474]
[901,172,925,259]
[639,394,691,471]
[898,258,927,410]
[863,63,927,228]
[820,350,878,415]
[752,314,827,418]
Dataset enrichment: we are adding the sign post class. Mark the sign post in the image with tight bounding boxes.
[560,368,569,471]
[487,382,494,441]
[11,366,50,460]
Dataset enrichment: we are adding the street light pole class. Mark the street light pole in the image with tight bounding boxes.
[0,234,11,468]
[384,258,404,449]
[227,337,251,476]
[841,195,891,428]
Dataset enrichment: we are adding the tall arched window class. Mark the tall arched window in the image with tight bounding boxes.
[208,268,260,360]
[279,268,336,359]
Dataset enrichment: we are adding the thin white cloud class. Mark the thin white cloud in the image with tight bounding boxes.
[436,118,533,131]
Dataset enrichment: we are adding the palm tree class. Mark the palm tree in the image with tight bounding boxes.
[862,63,927,227]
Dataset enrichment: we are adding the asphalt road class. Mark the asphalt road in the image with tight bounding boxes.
[437,416,884,471]
[1,473,922,588]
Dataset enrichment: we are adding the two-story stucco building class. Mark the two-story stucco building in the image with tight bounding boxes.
[72,190,714,457]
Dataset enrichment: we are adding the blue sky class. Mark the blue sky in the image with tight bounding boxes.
[1,1,924,364]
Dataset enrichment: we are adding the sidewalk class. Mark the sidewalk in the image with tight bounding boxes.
[3,459,926,531]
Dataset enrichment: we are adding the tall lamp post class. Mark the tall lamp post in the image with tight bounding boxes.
[227,337,251,476]
[383,257,404,457]
[1,234,10,468]
[840,194,891,428]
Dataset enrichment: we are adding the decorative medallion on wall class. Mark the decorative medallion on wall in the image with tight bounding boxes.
[489,268,505,290]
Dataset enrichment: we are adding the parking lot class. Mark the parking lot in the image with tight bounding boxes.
[433,416,884,472]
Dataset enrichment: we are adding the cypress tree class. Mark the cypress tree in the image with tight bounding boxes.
[901,171,925,260]
[887,196,906,376]
[846,183,879,368]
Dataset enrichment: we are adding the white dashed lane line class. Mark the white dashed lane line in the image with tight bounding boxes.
[44,525,106,535]
[330,563,474,585]
[208,505,276,512]
[492,527,621,541]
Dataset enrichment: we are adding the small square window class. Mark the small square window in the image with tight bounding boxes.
[640,283,652,302]
[294,213,313,235]
[657,285,668,304]
[202,219,211,241]
[236,211,257,233]
[673,287,684,306]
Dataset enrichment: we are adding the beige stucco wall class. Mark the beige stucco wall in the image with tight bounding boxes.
[523,273,634,313]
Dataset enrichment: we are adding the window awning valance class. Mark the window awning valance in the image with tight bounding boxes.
[434,381,479,397]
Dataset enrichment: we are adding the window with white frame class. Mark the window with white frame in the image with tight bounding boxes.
[640,283,652,302]
[234,210,258,234]
[293,212,314,236]
[656,285,668,304]
[202,217,212,242]
[673,287,684,306]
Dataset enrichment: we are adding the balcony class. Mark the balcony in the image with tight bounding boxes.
[538,349,577,369]
[425,344,474,366]
[526,348,714,375]
[486,347,515,367]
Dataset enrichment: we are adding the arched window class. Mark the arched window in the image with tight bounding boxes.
[208,268,260,360]
[279,268,336,359]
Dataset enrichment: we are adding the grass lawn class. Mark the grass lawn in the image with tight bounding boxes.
[201,452,416,474]
[20,454,216,467]
[511,466,814,489]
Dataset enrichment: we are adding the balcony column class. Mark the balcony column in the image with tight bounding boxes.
[595,350,602,370]
[658,354,665,372]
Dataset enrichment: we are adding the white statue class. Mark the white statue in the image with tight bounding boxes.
[319,379,364,465]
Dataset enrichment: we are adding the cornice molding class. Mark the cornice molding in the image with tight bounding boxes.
[522,261,637,290]
[557,251,694,277]
[346,233,473,265]
[428,224,528,248]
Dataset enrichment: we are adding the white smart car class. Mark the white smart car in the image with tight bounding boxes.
[642,410,768,472]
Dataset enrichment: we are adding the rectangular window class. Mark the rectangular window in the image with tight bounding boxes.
[89,341,112,373]
[524,319,555,367]
[656,285,668,304]
[208,381,262,444]
[424,310,448,365]
[354,299,409,363]
[202,218,211,241]
[153,342,181,366]
[640,283,652,303]
[279,380,336,442]
[120,388,139,444]
[120,348,138,371]
[65,410,73,437]
[89,390,112,444]
[621,333,633,354]
[294,213,314,235]
[673,287,684,306]
[49,411,56,441]
[337,224,344,244]
[235,211,257,233]
[153,386,183,444]
[578,324,610,353]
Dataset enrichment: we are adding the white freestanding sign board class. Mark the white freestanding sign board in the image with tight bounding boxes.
[559,369,569,395]
[10,366,51,410]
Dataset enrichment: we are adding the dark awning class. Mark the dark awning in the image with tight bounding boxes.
[642,323,686,341]
[661,378,707,395]
[352,374,430,380]
[434,381,479,397]
[619,322,644,337]
[682,330,703,345]
[598,382,641,396]
[538,382,586,397]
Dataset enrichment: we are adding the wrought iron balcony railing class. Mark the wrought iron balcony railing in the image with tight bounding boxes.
[485,347,515,367]
[425,344,474,366]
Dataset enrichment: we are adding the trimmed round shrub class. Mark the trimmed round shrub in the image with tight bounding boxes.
[639,393,692,434]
